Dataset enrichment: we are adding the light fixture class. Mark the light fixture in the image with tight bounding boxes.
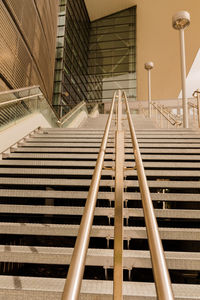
[144,62,154,118]
[172,11,190,128]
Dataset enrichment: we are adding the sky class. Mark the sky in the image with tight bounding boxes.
[178,48,200,98]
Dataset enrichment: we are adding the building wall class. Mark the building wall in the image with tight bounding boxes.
[53,1,136,114]
[0,0,58,102]
[53,0,90,117]
[134,0,200,101]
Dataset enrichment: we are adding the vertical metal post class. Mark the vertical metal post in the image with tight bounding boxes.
[114,90,124,300]
[155,105,158,126]
[167,112,170,129]
[179,28,188,128]
[193,106,195,125]
[197,92,200,128]
[160,106,163,128]
[62,93,116,300]
[148,70,152,118]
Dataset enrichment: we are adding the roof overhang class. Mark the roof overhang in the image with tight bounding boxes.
[84,0,136,21]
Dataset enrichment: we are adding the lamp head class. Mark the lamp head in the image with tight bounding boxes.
[172,11,190,30]
[144,62,154,70]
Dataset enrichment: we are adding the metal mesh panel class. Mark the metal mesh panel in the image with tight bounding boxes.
[0,0,59,102]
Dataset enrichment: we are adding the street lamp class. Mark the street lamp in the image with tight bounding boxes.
[172,11,190,128]
[144,61,154,118]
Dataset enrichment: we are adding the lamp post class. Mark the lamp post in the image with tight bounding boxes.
[144,61,154,118]
[172,11,190,128]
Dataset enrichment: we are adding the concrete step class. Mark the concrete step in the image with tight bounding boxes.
[125,180,200,189]
[12,147,113,153]
[0,277,199,299]
[12,147,200,154]
[0,205,198,219]
[1,177,200,189]
[0,168,113,176]
[0,168,200,178]
[1,160,200,169]
[0,189,114,200]
[42,127,197,133]
[0,189,199,202]
[0,246,199,270]
[27,138,114,143]
[4,153,114,159]
[5,153,200,160]
[28,136,200,143]
[0,160,99,167]
[20,142,200,148]
[0,177,114,187]
[0,223,199,240]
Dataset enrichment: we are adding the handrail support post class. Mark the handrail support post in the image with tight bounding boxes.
[113,90,124,300]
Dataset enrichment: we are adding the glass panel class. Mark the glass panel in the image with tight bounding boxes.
[58,15,65,26]
[0,87,59,130]
[57,36,64,47]
[53,0,90,114]
[57,26,65,36]
[88,6,136,102]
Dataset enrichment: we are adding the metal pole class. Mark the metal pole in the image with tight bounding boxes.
[197,92,200,128]
[155,105,158,126]
[114,90,124,300]
[160,106,163,128]
[179,28,188,128]
[167,112,170,129]
[123,92,174,300]
[62,93,116,300]
[148,70,152,118]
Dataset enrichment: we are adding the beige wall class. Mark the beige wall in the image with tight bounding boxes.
[134,0,200,100]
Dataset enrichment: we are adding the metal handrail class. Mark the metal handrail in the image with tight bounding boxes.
[190,89,200,128]
[0,93,43,107]
[152,102,182,127]
[188,101,197,108]
[0,85,39,96]
[122,91,174,300]
[113,90,124,299]
[0,86,87,128]
[0,86,60,120]
[57,101,86,126]
[62,92,116,300]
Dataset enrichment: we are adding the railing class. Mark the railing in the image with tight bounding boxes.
[57,101,87,127]
[0,86,58,130]
[62,90,174,300]
[0,86,89,130]
[188,90,200,128]
[114,90,124,299]
[152,102,182,128]
[122,91,174,300]
[62,92,116,300]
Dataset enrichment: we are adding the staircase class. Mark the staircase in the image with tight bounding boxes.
[0,113,199,299]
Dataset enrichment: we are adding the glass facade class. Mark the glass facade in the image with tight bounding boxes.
[88,7,136,102]
[53,0,90,117]
[53,3,136,115]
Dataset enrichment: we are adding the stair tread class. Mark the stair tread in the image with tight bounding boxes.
[12,147,200,154]
[0,276,199,299]
[0,205,199,219]
[0,223,199,240]
[0,246,199,269]
[5,153,200,160]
